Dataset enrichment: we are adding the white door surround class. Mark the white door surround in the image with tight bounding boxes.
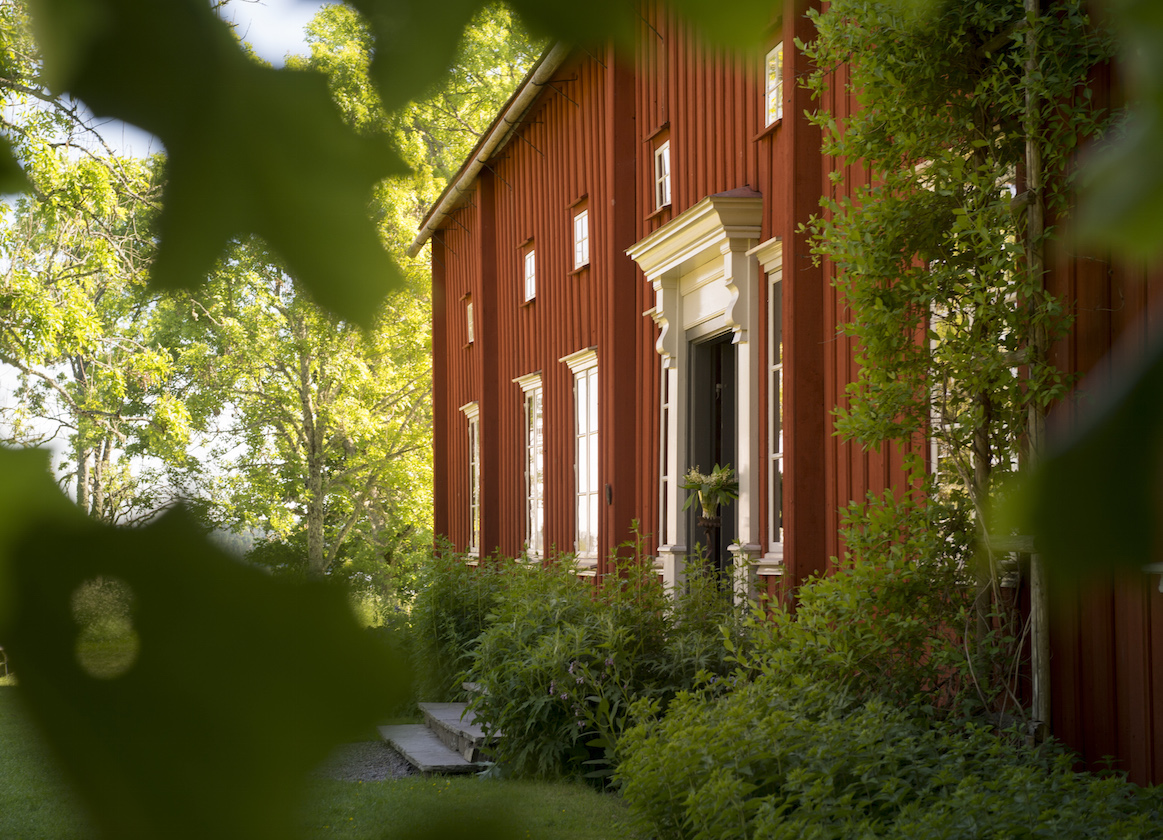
[627,190,765,597]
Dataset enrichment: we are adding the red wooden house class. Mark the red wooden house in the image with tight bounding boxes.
[410,1,1163,785]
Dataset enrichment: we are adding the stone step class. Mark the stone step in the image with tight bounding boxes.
[377,724,482,775]
[419,702,498,762]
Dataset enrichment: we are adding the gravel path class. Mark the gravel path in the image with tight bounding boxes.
[313,741,416,782]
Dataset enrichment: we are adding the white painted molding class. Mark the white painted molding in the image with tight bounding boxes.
[513,371,543,392]
[748,236,784,275]
[628,190,765,600]
[560,346,598,373]
[626,192,764,283]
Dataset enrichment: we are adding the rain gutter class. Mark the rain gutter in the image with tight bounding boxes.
[406,41,573,257]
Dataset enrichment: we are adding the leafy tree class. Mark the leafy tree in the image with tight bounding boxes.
[0,2,199,522]
[0,151,200,523]
[147,4,539,578]
[808,0,1110,526]
[176,236,432,576]
[295,2,542,276]
[196,1,535,580]
[302,3,543,178]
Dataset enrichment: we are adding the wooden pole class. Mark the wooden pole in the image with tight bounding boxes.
[1025,0,1052,737]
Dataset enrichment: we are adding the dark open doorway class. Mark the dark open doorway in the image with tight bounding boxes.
[688,332,736,582]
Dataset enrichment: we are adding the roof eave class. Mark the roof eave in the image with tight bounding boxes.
[407,41,575,257]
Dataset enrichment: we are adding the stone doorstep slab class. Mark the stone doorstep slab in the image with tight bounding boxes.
[377,724,482,775]
[418,702,496,762]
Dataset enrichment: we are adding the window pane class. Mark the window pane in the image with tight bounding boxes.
[576,374,588,435]
[524,250,536,300]
[655,143,671,208]
[469,419,480,552]
[577,491,589,554]
[589,493,599,554]
[577,426,588,492]
[766,43,784,125]
[525,387,545,555]
[573,363,599,557]
[772,369,782,450]
[773,458,783,540]
[574,210,589,267]
[588,369,599,436]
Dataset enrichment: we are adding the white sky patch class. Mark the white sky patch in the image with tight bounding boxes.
[219,0,327,67]
[88,116,162,158]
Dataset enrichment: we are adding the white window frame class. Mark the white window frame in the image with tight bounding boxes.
[658,359,672,546]
[561,348,599,566]
[465,299,474,344]
[765,42,784,126]
[514,373,545,560]
[767,258,783,557]
[523,248,536,302]
[654,141,671,209]
[573,209,590,268]
[746,238,785,571]
[460,401,481,556]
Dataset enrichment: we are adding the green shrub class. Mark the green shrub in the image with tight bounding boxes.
[466,539,747,781]
[333,528,434,627]
[732,488,994,715]
[465,559,604,777]
[617,675,1163,840]
[363,614,417,718]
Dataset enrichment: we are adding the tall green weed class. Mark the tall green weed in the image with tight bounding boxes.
[408,547,511,701]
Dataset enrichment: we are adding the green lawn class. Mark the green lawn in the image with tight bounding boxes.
[305,776,632,839]
[0,687,634,840]
[0,687,95,840]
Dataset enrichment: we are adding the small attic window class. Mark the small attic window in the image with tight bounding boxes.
[765,42,784,125]
[523,247,536,302]
[574,208,590,268]
[654,142,672,209]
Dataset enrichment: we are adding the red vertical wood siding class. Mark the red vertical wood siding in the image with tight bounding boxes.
[434,0,908,578]
[434,50,651,563]
[433,196,484,551]
[1034,51,1163,784]
[602,47,645,566]
[478,172,501,557]
[780,2,829,592]
[1043,193,1163,782]
[431,236,450,540]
